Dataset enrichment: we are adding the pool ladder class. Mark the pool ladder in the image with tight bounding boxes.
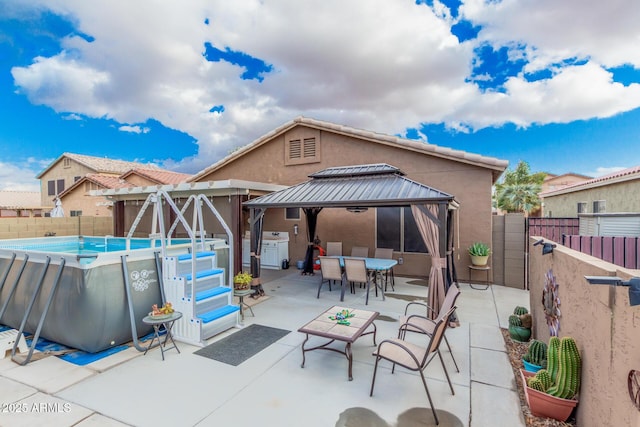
[124,190,239,347]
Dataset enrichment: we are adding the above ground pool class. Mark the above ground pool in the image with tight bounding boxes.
[0,236,228,353]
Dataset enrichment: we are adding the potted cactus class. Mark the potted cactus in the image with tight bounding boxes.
[468,242,491,266]
[508,306,531,342]
[521,336,581,421]
[523,339,547,373]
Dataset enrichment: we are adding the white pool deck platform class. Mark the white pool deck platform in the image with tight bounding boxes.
[0,270,528,427]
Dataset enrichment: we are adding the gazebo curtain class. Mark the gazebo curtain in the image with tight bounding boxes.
[302,207,323,275]
[411,204,447,320]
[249,208,265,295]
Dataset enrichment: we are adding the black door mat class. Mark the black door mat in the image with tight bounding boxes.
[194,324,290,366]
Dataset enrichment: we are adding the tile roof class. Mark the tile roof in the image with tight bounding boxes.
[540,165,640,197]
[121,168,191,184]
[36,152,161,178]
[189,116,509,183]
[58,174,134,199]
[0,191,43,209]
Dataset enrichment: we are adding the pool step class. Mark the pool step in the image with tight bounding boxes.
[161,249,238,347]
[163,251,217,279]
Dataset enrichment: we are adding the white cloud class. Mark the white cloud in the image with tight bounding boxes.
[589,166,628,178]
[8,0,640,175]
[0,161,42,191]
[119,125,149,134]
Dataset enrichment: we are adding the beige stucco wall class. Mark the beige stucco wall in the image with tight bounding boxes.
[196,127,497,278]
[543,179,640,217]
[0,217,113,239]
[528,236,640,426]
[60,181,113,217]
[39,160,101,207]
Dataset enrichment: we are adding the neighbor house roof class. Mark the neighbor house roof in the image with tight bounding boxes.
[36,152,161,179]
[58,174,135,199]
[119,168,191,185]
[0,191,43,209]
[541,165,640,197]
[189,116,509,184]
[244,163,456,209]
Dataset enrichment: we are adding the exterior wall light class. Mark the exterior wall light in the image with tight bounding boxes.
[533,238,556,255]
[346,207,368,213]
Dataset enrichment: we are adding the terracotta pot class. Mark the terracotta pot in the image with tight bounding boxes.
[470,255,489,266]
[520,370,577,421]
[234,282,251,290]
[509,325,531,342]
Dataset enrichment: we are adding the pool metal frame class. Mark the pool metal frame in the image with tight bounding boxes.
[0,190,235,364]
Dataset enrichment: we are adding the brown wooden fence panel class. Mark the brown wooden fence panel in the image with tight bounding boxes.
[560,234,640,269]
[624,238,637,268]
[527,217,579,243]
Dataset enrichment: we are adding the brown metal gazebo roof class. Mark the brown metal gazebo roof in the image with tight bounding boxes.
[243,163,455,209]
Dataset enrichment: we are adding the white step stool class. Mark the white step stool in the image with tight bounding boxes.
[0,329,27,358]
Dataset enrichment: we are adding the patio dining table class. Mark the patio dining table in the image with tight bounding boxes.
[328,256,398,302]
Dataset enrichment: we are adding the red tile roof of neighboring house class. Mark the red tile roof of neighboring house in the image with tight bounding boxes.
[58,174,134,199]
[540,165,640,197]
[120,168,191,185]
[0,191,43,209]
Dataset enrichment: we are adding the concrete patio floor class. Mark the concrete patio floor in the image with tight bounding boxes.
[0,269,528,427]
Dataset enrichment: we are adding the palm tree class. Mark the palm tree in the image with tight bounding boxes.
[494,161,546,215]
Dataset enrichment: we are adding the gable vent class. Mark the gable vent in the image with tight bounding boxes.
[289,139,302,159]
[303,138,316,158]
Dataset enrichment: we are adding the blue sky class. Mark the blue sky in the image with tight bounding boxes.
[1,0,640,191]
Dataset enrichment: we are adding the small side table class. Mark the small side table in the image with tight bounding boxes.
[142,311,183,360]
[234,289,255,320]
[468,265,491,290]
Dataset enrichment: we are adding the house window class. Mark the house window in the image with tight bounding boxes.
[285,207,301,220]
[593,200,606,213]
[376,207,428,253]
[284,128,320,165]
[48,180,56,196]
[57,179,65,194]
[577,202,587,214]
[74,176,81,182]
[63,158,71,168]
[70,210,82,217]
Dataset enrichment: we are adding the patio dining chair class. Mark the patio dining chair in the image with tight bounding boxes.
[344,258,376,305]
[398,285,461,372]
[351,246,369,257]
[317,256,346,298]
[326,242,343,257]
[374,247,395,291]
[370,306,457,426]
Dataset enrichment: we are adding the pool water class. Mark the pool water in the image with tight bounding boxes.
[0,236,193,255]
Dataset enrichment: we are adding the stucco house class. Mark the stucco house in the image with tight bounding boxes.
[58,168,192,217]
[542,172,593,193]
[541,165,640,237]
[0,191,44,217]
[188,116,508,278]
[36,152,163,209]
